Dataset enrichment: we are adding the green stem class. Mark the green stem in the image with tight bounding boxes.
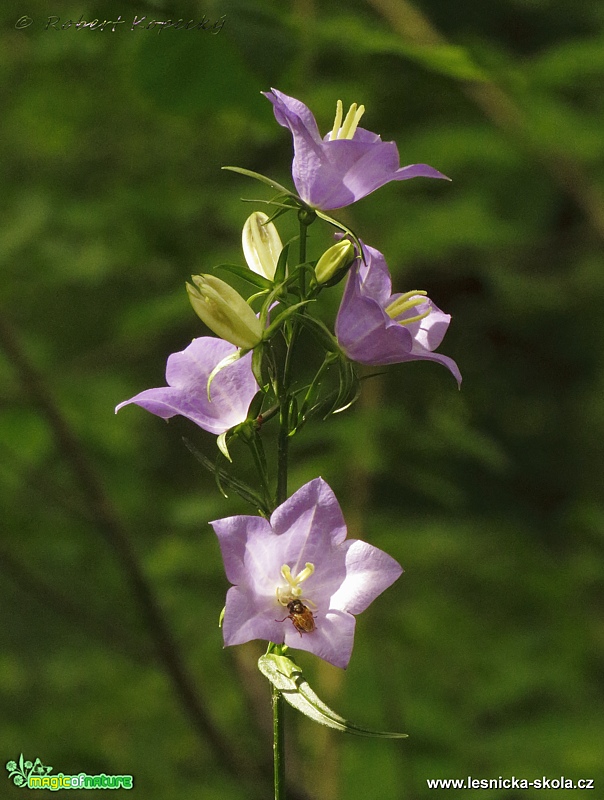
[298,214,308,291]
[246,433,272,515]
[272,212,315,800]
[272,683,286,800]
[277,401,289,506]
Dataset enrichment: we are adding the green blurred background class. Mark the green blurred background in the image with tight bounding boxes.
[1,0,603,797]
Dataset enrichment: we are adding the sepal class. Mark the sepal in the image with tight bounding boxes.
[258,653,407,738]
[206,350,245,400]
[216,430,232,462]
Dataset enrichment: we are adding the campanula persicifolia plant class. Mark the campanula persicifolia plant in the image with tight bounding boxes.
[116,88,460,800]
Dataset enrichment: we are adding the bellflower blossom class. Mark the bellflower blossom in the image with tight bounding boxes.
[115,337,257,435]
[263,88,449,211]
[211,477,403,668]
[335,242,462,385]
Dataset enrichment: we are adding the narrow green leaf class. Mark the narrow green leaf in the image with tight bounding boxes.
[296,313,340,353]
[314,211,363,257]
[263,300,314,339]
[182,437,269,514]
[274,242,290,285]
[258,654,408,738]
[247,390,265,422]
[214,263,273,290]
[222,166,293,197]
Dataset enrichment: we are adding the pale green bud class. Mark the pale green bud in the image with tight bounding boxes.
[314,240,356,285]
[187,274,263,350]
[242,211,283,280]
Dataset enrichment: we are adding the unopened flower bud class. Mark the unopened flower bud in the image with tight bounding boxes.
[187,274,263,350]
[242,211,283,280]
[315,239,356,285]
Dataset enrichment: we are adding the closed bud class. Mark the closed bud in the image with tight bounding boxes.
[187,274,263,350]
[315,239,357,286]
[242,211,283,280]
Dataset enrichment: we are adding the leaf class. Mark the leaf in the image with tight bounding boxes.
[182,437,269,514]
[263,300,314,339]
[213,263,273,290]
[296,313,340,353]
[222,166,293,197]
[314,211,363,258]
[258,653,408,738]
[273,242,290,285]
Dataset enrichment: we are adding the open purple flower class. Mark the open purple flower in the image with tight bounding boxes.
[335,241,461,384]
[263,88,449,211]
[211,477,402,668]
[115,337,257,435]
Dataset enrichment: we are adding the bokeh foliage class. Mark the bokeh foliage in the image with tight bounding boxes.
[1,0,603,798]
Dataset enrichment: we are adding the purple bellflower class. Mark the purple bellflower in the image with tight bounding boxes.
[211,477,403,669]
[335,241,462,385]
[263,88,449,211]
[115,337,257,435]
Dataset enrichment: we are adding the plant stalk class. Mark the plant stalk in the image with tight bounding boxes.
[272,682,286,800]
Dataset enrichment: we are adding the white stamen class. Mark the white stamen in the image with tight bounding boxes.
[276,562,315,605]
[330,101,366,140]
[385,291,431,325]
[329,100,343,141]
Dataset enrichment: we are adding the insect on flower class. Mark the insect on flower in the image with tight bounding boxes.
[278,599,316,635]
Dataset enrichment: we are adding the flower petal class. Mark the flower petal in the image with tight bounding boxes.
[356,242,393,304]
[336,270,414,365]
[283,608,356,669]
[264,88,322,144]
[211,514,274,586]
[330,540,403,615]
[270,477,348,550]
[115,338,257,435]
[222,586,286,646]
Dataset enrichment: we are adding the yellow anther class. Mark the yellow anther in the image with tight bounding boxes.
[330,101,365,141]
[386,290,429,321]
[277,562,315,604]
[330,100,343,141]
